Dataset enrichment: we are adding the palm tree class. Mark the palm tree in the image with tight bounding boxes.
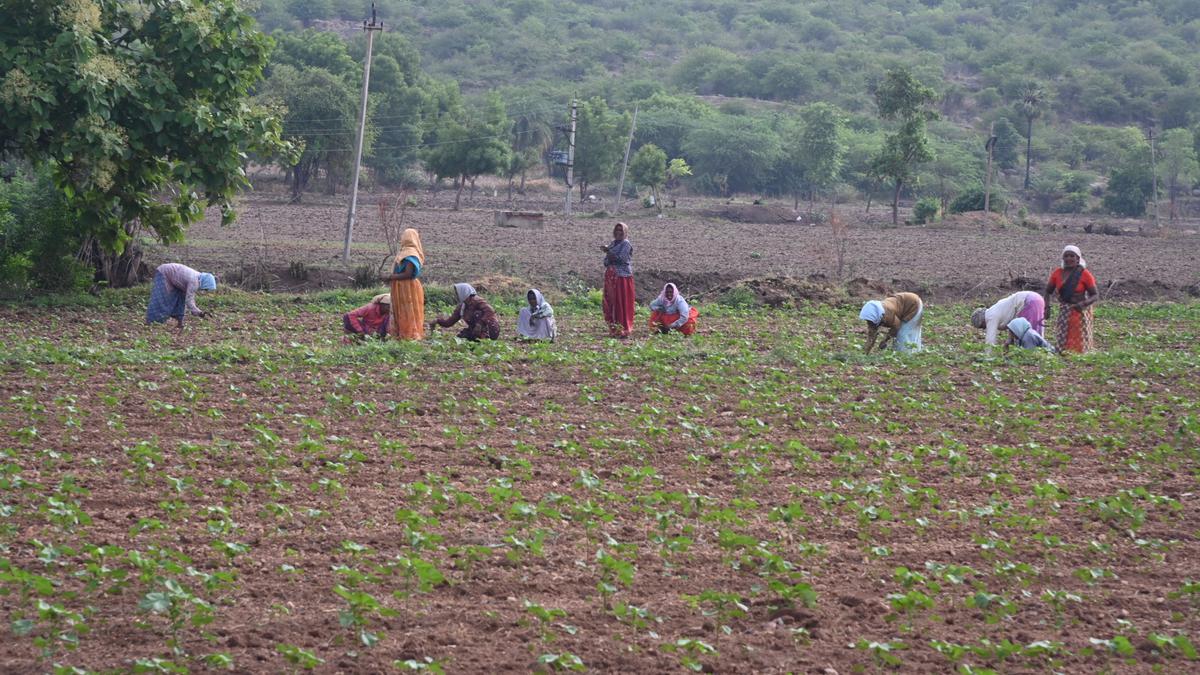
[1017,81,1046,190]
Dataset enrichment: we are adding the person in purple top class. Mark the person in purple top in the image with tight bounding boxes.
[146,263,216,330]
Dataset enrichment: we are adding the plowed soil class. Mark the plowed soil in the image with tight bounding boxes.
[168,185,1200,302]
[1,297,1199,673]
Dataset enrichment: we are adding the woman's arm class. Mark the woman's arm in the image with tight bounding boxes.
[864,324,879,353]
[1075,284,1098,311]
[435,304,463,328]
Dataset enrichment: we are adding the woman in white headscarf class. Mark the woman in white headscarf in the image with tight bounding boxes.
[430,283,500,341]
[1042,244,1098,353]
[517,288,557,341]
[859,291,923,353]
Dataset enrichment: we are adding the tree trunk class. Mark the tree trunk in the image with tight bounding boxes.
[793,191,799,210]
[652,185,662,213]
[1168,184,1178,221]
[1024,117,1034,190]
[454,175,465,210]
[519,170,527,194]
[892,180,903,225]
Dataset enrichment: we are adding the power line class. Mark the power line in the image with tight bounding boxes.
[281,101,566,131]
[313,126,547,154]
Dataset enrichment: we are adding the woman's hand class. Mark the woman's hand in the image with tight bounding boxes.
[600,244,610,252]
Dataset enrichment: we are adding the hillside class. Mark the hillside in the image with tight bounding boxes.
[253,0,1200,129]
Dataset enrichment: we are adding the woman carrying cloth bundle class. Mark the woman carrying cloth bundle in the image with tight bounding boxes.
[387,228,425,339]
[1043,245,1098,354]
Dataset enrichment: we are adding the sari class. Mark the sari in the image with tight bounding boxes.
[390,228,425,340]
[1048,266,1096,354]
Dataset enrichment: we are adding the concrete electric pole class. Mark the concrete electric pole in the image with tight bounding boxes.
[342,4,383,264]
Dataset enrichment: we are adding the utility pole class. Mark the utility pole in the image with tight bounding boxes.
[983,122,996,227]
[564,99,577,217]
[612,104,639,215]
[342,3,383,264]
[1148,122,1159,232]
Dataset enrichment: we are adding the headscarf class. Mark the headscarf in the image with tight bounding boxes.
[859,300,885,325]
[371,292,391,305]
[654,283,685,311]
[198,273,217,291]
[1061,245,1086,268]
[395,228,425,266]
[527,288,551,315]
[970,307,987,329]
[612,221,629,242]
[454,283,477,306]
[1007,317,1032,341]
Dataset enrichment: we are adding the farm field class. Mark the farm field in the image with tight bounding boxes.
[175,188,1200,303]
[1,289,1199,673]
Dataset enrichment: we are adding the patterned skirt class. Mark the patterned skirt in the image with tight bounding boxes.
[1055,302,1094,353]
[145,271,185,324]
[390,278,425,340]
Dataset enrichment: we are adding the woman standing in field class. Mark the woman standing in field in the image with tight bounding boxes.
[648,283,699,336]
[430,283,500,341]
[145,262,217,331]
[1043,245,1098,353]
[387,228,425,339]
[859,291,924,353]
[970,290,1046,348]
[601,222,635,338]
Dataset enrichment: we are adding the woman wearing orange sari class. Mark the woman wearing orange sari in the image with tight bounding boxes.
[387,228,425,339]
[1043,245,1098,353]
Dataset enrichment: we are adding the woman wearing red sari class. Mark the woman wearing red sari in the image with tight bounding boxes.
[601,222,635,338]
[1043,245,1098,353]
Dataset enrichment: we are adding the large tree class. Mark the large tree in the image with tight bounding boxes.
[1017,81,1047,190]
[1158,128,1199,221]
[795,102,847,208]
[422,95,511,210]
[573,97,632,199]
[261,65,359,200]
[870,68,938,225]
[0,0,291,259]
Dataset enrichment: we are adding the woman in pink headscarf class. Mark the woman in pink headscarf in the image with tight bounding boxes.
[648,283,699,336]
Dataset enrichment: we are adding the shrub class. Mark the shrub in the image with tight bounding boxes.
[949,186,1006,214]
[912,197,940,224]
[352,265,376,288]
[0,168,92,295]
[1051,192,1089,214]
[718,286,759,308]
[288,261,309,281]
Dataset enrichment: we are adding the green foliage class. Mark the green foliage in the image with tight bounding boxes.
[262,65,359,199]
[573,98,632,197]
[949,186,1007,214]
[872,68,939,224]
[1103,164,1153,217]
[684,116,783,195]
[423,94,512,209]
[912,196,940,224]
[0,0,293,253]
[0,167,92,295]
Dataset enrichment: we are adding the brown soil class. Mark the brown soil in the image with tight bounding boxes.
[164,187,1200,304]
[0,299,1198,673]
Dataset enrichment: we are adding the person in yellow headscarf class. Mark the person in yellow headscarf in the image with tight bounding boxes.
[387,228,425,339]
